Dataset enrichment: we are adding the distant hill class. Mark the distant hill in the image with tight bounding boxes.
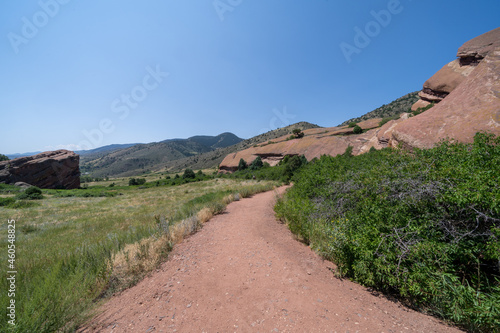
[163,122,320,172]
[339,91,419,126]
[81,124,319,177]
[80,133,244,177]
[77,143,139,157]
[187,132,242,149]
[6,151,42,159]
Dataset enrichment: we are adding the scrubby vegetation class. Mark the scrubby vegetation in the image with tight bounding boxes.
[275,132,500,332]
[379,115,401,127]
[292,128,305,138]
[128,177,146,186]
[0,178,277,332]
[223,154,308,183]
[352,125,363,134]
[411,102,435,117]
[238,158,248,171]
[16,186,43,200]
[0,154,9,161]
[340,91,419,126]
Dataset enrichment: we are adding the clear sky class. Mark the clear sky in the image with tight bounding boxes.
[1,0,499,154]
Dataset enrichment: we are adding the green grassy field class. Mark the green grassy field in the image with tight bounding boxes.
[0,178,278,332]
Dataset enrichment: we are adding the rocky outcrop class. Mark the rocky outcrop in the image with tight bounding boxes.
[392,48,500,149]
[219,118,385,171]
[0,150,80,189]
[457,27,500,65]
[412,27,500,108]
[219,29,500,172]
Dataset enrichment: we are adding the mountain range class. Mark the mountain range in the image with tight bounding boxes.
[80,132,244,177]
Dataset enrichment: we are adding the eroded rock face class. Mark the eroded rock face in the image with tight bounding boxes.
[219,119,387,172]
[457,27,500,65]
[420,59,476,103]
[392,48,500,149]
[412,27,500,109]
[0,150,80,189]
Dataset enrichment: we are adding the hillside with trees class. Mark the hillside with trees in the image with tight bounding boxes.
[339,91,419,126]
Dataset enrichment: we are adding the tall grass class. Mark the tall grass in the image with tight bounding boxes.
[0,179,276,332]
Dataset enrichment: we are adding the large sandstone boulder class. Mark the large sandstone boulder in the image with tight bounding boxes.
[412,27,500,108]
[392,48,500,149]
[0,150,80,189]
[457,27,500,65]
[420,59,476,102]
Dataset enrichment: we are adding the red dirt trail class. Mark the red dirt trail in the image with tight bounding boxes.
[82,187,460,332]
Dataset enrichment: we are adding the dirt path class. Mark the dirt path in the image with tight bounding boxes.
[82,187,460,332]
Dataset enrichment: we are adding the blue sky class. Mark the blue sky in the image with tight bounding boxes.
[1,0,499,154]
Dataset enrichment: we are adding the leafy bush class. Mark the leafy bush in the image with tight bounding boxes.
[129,178,146,186]
[0,154,9,161]
[182,168,196,179]
[275,132,500,332]
[223,154,307,183]
[292,128,305,138]
[17,186,43,200]
[352,125,363,134]
[249,156,264,170]
[238,158,248,171]
[348,122,357,128]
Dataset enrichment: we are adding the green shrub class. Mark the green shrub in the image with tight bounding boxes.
[17,186,43,200]
[129,178,146,186]
[292,128,305,138]
[238,158,248,171]
[0,197,15,206]
[342,145,353,157]
[0,154,9,161]
[182,168,196,179]
[348,122,357,128]
[352,125,363,134]
[250,156,264,170]
[275,132,500,332]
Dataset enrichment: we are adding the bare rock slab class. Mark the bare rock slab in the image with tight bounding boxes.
[0,150,80,189]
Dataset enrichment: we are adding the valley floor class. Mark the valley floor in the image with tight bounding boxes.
[81,187,460,332]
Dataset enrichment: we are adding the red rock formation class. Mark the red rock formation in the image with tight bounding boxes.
[457,27,500,65]
[412,27,500,108]
[0,150,80,189]
[219,118,385,171]
[392,48,500,149]
[220,29,500,172]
